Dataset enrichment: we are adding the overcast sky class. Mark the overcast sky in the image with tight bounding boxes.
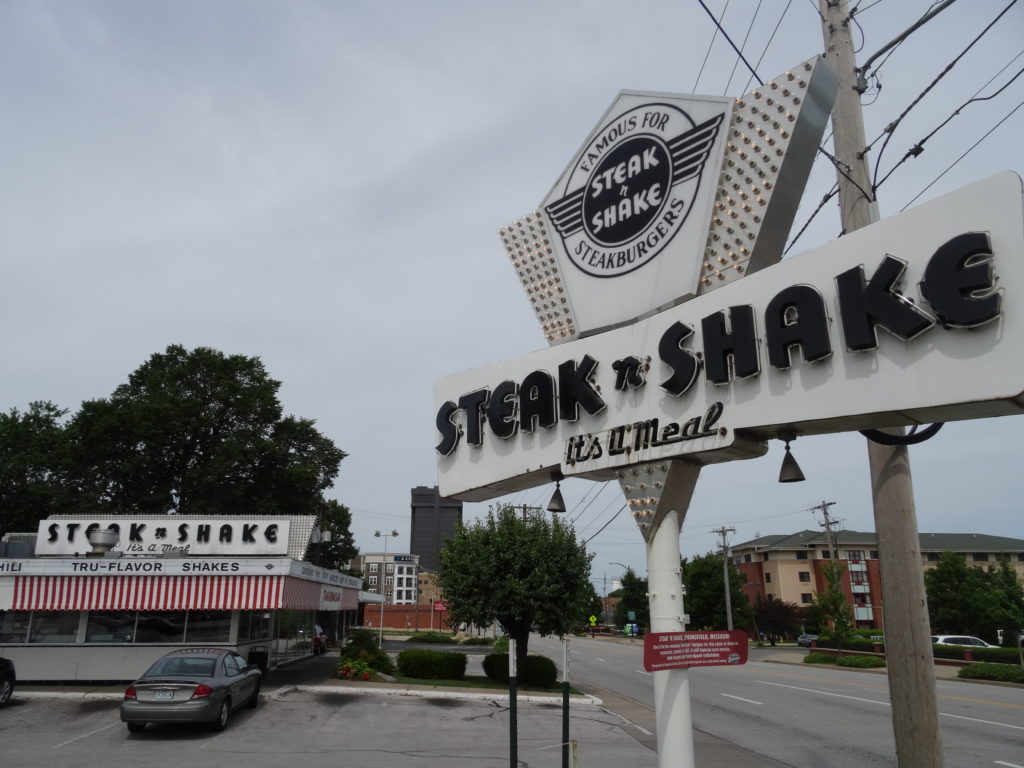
[3,1,1023,592]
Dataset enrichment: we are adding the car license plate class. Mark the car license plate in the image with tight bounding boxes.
[154,689,174,700]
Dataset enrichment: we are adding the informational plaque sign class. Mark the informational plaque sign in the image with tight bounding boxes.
[643,630,749,671]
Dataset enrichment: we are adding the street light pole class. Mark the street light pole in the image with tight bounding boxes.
[374,529,399,649]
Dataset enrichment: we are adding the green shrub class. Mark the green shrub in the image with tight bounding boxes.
[803,653,837,664]
[338,646,394,675]
[957,662,1024,684]
[406,631,455,644]
[836,655,885,668]
[344,628,379,654]
[397,649,468,680]
[461,636,494,646]
[521,655,558,687]
[481,653,558,686]
[493,636,509,654]
[483,652,510,682]
[932,644,1020,664]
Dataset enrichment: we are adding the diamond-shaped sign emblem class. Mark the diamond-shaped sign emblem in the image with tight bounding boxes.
[499,56,839,346]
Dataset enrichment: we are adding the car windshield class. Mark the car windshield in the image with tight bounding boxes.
[144,656,216,678]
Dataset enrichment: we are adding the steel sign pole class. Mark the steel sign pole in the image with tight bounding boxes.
[641,461,701,768]
[819,2,944,765]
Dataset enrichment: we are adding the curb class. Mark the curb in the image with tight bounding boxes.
[286,683,603,706]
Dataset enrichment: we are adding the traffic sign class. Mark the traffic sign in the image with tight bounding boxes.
[589,615,598,625]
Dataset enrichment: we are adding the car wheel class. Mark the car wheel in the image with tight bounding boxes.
[246,680,261,709]
[126,722,146,734]
[213,698,231,731]
[0,676,13,706]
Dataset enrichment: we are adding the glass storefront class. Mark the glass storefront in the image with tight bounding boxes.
[1,609,236,644]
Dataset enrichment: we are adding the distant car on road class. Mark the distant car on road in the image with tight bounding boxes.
[0,657,15,706]
[930,635,996,648]
[796,633,819,647]
[120,648,261,733]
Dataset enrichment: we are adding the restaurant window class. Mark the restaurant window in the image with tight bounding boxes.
[134,611,186,643]
[29,611,80,643]
[0,610,31,643]
[185,611,231,643]
[85,611,136,643]
[238,610,271,642]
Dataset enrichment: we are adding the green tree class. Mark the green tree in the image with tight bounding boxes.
[438,506,592,670]
[816,560,854,653]
[64,345,346,516]
[613,568,649,629]
[681,552,752,630]
[924,551,993,639]
[925,551,1024,646]
[304,499,359,571]
[752,594,802,645]
[0,401,75,536]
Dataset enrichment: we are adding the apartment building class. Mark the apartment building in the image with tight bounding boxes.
[731,530,1024,630]
[354,552,420,605]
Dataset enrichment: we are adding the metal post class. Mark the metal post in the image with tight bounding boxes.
[509,637,518,768]
[562,636,570,768]
[712,526,736,630]
[646,461,701,768]
[819,2,944,764]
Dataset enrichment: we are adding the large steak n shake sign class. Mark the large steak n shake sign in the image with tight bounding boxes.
[434,57,1024,506]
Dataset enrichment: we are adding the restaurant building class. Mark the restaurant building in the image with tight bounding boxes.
[0,514,372,682]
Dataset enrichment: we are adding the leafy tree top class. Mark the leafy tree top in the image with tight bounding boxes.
[438,506,592,664]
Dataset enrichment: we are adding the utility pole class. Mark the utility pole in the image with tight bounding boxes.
[812,500,839,558]
[819,2,944,765]
[507,504,541,522]
[711,526,736,630]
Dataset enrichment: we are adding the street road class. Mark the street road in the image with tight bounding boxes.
[530,633,1024,767]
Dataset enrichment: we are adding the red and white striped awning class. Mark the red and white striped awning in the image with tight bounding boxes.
[11,575,292,611]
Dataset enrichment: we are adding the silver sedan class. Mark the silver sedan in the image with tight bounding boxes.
[120,648,261,733]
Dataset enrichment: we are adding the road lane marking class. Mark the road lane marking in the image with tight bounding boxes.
[596,658,607,663]
[721,693,762,706]
[636,669,652,676]
[53,722,118,748]
[994,761,1024,767]
[941,712,1024,731]
[759,681,1024,732]
[756,680,889,706]
[938,693,1024,711]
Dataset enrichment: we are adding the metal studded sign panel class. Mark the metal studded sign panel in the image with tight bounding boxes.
[436,173,1024,501]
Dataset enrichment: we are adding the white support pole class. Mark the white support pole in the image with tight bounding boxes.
[644,461,701,768]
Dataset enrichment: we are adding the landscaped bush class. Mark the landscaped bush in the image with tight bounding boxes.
[343,628,379,653]
[814,636,877,653]
[483,652,510,682]
[397,649,468,680]
[803,653,837,664]
[957,662,1024,684]
[835,655,885,669]
[493,636,509,654]
[939,645,1020,664]
[337,658,376,681]
[405,631,455,644]
[461,636,494,646]
[521,655,558,687]
[481,653,558,686]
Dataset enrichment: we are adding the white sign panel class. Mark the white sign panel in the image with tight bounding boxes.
[36,518,291,557]
[436,173,1024,501]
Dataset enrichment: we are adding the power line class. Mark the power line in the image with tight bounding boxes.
[697,0,764,87]
[741,0,794,94]
[722,0,763,96]
[868,0,1019,190]
[899,96,1024,211]
[693,0,730,92]
[584,504,627,545]
[875,55,1024,190]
